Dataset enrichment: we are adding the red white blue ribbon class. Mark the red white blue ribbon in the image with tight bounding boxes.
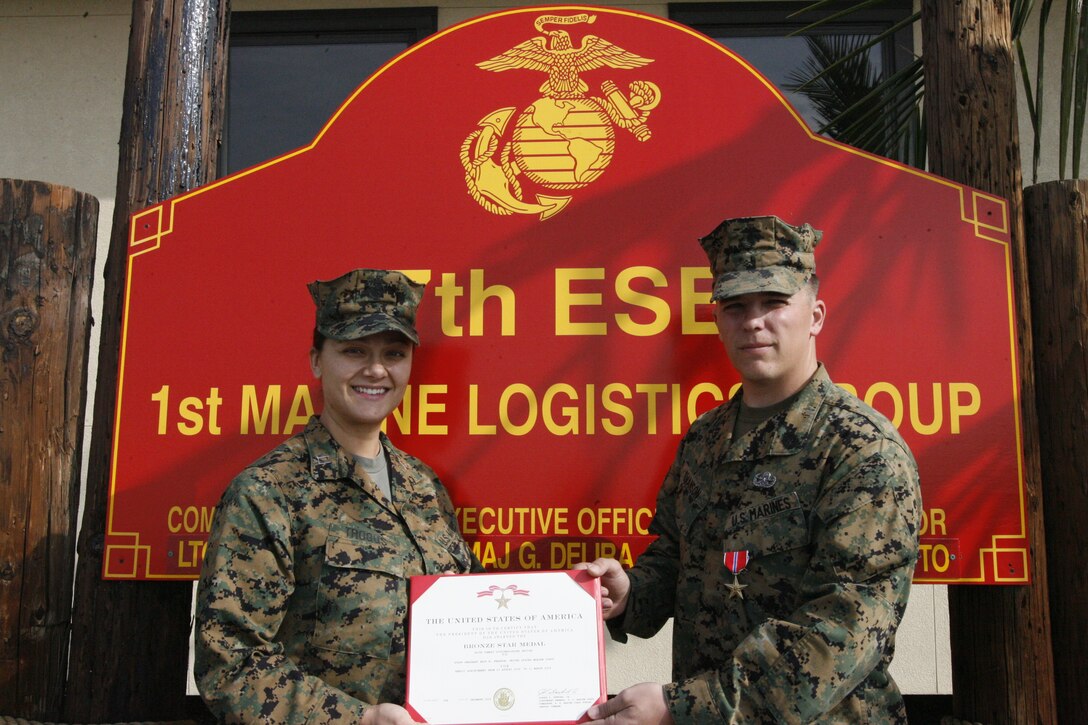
[723,550,749,574]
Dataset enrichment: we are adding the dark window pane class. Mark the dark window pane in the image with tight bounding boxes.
[670,2,911,133]
[226,42,405,172]
[709,34,881,129]
[223,8,436,175]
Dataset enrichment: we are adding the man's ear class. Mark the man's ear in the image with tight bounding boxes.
[309,347,322,378]
[810,299,827,337]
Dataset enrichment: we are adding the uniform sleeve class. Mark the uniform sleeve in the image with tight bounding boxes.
[434,478,486,574]
[664,441,921,724]
[194,476,369,724]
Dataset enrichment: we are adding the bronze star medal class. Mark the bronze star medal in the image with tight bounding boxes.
[723,550,750,599]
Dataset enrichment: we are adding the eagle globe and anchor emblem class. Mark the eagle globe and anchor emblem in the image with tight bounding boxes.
[461,13,662,220]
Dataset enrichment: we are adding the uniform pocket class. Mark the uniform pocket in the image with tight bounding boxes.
[676,464,709,539]
[313,535,406,656]
[431,528,474,572]
[706,501,811,608]
[723,504,809,558]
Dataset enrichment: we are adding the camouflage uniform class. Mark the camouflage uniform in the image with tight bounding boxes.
[195,417,480,723]
[607,217,921,723]
[196,268,479,723]
[613,366,920,724]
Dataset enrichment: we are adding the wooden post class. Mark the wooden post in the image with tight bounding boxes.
[1024,180,1088,724]
[64,0,229,720]
[0,179,98,720]
[920,1,1058,723]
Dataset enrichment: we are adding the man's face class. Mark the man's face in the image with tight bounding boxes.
[713,288,826,404]
[310,330,413,438]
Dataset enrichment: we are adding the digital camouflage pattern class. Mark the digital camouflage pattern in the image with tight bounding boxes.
[700,216,822,301]
[612,366,921,724]
[308,268,425,344]
[195,417,480,723]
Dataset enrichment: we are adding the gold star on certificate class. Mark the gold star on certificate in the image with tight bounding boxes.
[726,575,747,599]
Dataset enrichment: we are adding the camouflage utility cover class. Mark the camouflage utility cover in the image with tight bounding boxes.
[309,268,425,344]
[613,365,921,723]
[195,417,480,723]
[700,215,822,301]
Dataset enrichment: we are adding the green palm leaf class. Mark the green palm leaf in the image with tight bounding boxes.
[792,0,1085,180]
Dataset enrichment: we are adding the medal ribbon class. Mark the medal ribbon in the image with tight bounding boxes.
[724,550,749,574]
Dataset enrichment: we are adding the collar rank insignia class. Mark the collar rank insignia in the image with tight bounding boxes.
[723,550,750,599]
[752,471,777,489]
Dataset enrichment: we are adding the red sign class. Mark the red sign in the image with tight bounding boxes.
[104,6,1028,584]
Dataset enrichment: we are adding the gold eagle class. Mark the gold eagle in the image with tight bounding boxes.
[477,24,653,98]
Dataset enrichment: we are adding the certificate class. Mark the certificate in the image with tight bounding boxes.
[406,570,607,724]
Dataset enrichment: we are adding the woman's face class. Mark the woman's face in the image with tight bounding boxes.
[310,330,413,440]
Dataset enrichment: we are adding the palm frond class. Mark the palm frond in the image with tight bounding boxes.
[1071,0,1087,176]
[787,0,891,27]
[793,0,1085,180]
[1018,40,1041,182]
[784,30,924,166]
[1059,0,1079,178]
[792,12,920,92]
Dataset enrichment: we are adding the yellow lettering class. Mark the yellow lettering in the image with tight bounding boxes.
[241,384,280,435]
[285,385,314,434]
[555,268,606,335]
[499,383,537,436]
[572,507,653,535]
[615,266,669,336]
[921,508,948,536]
[636,383,667,434]
[151,385,170,435]
[689,382,724,421]
[949,383,981,434]
[864,382,904,428]
[177,396,204,435]
[167,506,215,534]
[457,507,478,535]
[468,384,497,435]
[469,269,515,336]
[517,542,538,569]
[205,388,223,435]
[918,543,951,573]
[542,383,579,435]
[418,384,449,434]
[617,542,634,567]
[680,266,715,335]
[434,272,464,337]
[601,383,633,435]
[908,383,943,435]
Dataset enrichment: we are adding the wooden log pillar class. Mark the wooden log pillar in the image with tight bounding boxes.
[920,1,1057,723]
[64,0,229,720]
[0,179,98,720]
[1024,180,1088,724]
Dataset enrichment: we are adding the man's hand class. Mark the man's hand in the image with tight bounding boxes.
[360,703,417,725]
[573,557,631,620]
[585,683,673,725]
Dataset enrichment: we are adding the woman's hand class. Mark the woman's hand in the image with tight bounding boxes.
[360,703,417,725]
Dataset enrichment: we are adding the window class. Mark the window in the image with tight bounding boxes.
[670,2,914,138]
[222,8,437,175]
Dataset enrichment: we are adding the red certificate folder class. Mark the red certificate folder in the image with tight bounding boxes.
[406,569,607,724]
